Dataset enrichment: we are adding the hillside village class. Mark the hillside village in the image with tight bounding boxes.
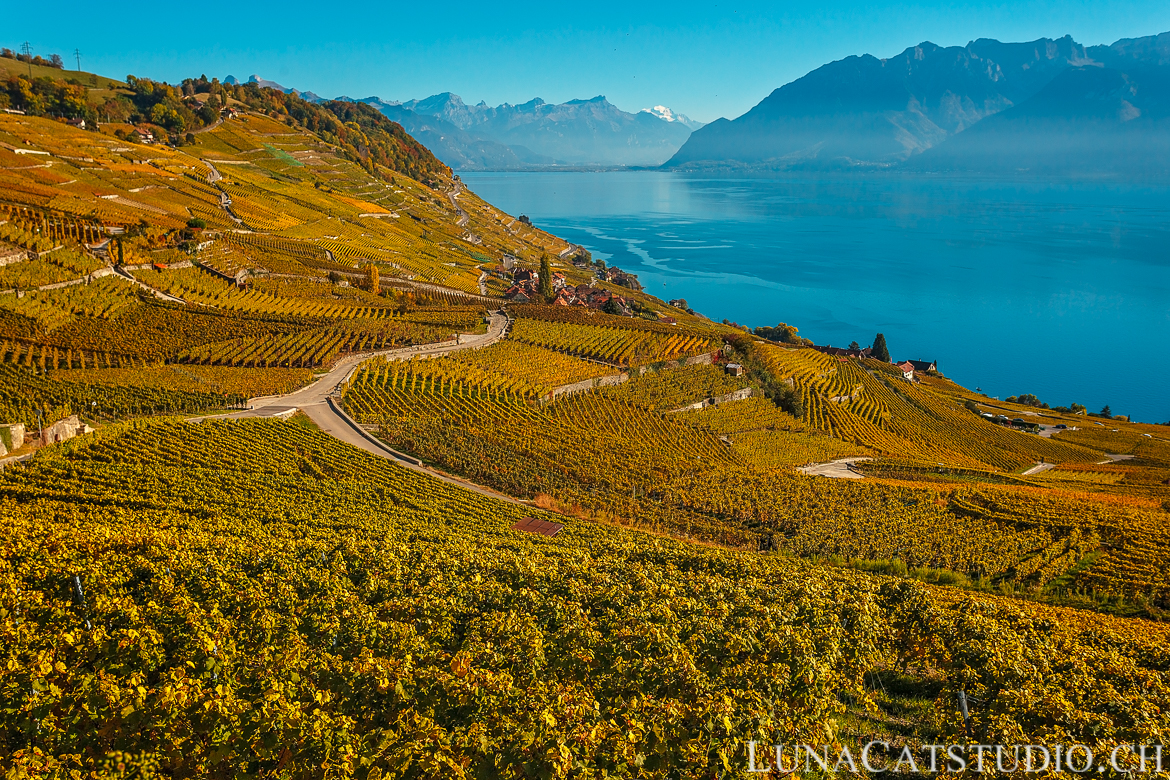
[497,256,645,314]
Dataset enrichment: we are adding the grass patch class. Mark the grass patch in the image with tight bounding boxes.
[287,411,320,431]
[263,144,303,167]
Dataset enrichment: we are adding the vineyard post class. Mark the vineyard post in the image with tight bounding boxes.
[70,574,92,630]
[957,689,973,739]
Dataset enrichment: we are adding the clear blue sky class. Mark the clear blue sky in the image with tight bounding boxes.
[7,0,1169,122]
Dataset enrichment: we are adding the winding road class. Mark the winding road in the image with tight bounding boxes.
[199,311,520,503]
[1022,462,1056,476]
[797,457,872,479]
[202,159,222,183]
[448,180,469,228]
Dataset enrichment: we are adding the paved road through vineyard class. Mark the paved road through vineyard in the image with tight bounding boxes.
[200,311,523,503]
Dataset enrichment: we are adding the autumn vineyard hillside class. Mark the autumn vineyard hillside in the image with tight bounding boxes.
[1,61,1170,778]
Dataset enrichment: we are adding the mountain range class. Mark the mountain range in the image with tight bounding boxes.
[222,76,700,170]
[666,31,1170,174]
[362,93,697,169]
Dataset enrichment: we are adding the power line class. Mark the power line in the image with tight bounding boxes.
[21,41,32,79]
[74,48,82,71]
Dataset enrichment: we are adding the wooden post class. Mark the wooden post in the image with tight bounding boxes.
[958,690,973,739]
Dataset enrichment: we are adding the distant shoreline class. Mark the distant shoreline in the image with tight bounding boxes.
[461,167,1170,183]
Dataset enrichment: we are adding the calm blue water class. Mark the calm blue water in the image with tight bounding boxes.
[463,171,1170,424]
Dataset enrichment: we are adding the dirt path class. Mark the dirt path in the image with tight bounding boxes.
[191,117,225,135]
[113,266,185,303]
[402,278,497,304]
[797,457,872,479]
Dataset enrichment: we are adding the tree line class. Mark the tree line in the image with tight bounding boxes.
[0,48,64,69]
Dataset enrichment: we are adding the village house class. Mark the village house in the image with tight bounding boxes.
[503,286,531,303]
[908,359,937,373]
[895,361,915,381]
[597,266,643,291]
[811,344,873,359]
[725,363,745,377]
[65,117,86,130]
[502,266,634,314]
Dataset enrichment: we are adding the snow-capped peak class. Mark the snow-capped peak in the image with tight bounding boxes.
[642,105,678,122]
[640,105,703,129]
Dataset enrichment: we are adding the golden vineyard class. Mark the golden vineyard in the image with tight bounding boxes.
[1,63,1169,778]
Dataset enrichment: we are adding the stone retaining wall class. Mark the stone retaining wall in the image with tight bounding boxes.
[635,351,717,376]
[0,423,25,456]
[668,386,755,413]
[41,415,92,446]
[542,372,628,402]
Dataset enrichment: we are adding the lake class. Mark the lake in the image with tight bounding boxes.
[463,171,1170,424]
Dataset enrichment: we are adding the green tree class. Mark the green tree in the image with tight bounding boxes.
[602,297,623,315]
[1099,405,1112,419]
[538,255,554,302]
[754,323,801,345]
[871,333,891,362]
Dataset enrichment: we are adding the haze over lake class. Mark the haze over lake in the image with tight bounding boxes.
[465,171,1170,424]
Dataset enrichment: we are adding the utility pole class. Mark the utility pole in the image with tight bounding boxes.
[21,41,33,79]
[74,48,82,71]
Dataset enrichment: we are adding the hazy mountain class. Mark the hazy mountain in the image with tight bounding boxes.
[910,36,1170,174]
[664,35,1124,170]
[223,78,694,168]
[224,74,323,102]
[224,74,288,91]
[343,96,556,170]
[399,93,694,167]
[1089,31,1170,67]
